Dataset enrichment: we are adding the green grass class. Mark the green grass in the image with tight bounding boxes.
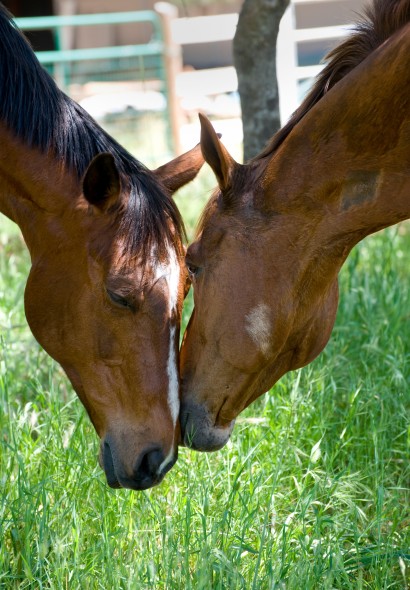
[1,163,410,587]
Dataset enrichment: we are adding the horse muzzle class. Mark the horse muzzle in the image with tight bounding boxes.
[180,402,235,451]
[99,436,177,491]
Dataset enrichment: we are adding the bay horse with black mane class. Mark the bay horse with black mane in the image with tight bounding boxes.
[180,0,410,451]
[0,4,204,490]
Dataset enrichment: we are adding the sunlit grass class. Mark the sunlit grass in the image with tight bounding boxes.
[0,173,409,587]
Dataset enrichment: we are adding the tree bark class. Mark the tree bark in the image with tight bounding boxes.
[233,0,290,161]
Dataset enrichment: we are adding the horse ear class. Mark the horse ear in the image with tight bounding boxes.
[153,143,204,194]
[199,113,236,191]
[83,153,121,212]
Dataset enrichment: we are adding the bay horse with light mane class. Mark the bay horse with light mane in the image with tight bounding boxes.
[0,4,204,490]
[180,0,410,451]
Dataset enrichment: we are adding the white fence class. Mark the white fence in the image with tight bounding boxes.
[277,3,353,123]
[170,0,354,127]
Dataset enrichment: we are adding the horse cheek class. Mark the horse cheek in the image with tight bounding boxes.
[24,264,75,364]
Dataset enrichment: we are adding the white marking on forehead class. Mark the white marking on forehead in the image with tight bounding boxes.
[156,245,180,425]
[165,246,180,314]
[151,244,180,467]
[152,244,180,426]
[245,303,272,356]
[151,244,180,314]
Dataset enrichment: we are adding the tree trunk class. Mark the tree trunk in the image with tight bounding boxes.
[233,0,290,161]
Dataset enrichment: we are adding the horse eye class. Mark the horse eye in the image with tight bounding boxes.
[106,289,134,310]
[186,262,199,279]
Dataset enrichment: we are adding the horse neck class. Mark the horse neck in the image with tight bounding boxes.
[264,24,410,267]
[0,123,81,253]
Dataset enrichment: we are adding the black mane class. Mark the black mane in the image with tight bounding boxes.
[0,4,183,259]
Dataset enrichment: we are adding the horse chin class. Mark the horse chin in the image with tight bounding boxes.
[180,402,235,451]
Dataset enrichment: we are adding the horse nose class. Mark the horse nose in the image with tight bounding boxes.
[180,402,235,451]
[132,446,178,489]
[137,447,165,480]
[101,438,177,490]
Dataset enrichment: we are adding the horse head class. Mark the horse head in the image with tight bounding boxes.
[181,4,410,452]
[23,145,203,489]
[180,1,410,451]
[180,116,340,451]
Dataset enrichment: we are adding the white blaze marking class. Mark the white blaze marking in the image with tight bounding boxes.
[245,303,272,356]
[166,324,179,426]
[165,246,180,315]
[153,245,180,474]
[163,246,180,427]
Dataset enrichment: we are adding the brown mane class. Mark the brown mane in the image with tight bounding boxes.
[255,0,410,161]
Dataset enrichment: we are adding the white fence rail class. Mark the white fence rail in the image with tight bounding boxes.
[277,4,353,123]
[170,1,353,126]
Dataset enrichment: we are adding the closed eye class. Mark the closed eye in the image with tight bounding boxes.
[185,241,202,281]
[106,289,136,311]
[186,262,199,280]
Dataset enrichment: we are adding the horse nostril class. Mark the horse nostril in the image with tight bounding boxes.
[136,447,164,480]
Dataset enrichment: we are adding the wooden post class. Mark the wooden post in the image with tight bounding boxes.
[154,2,183,155]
